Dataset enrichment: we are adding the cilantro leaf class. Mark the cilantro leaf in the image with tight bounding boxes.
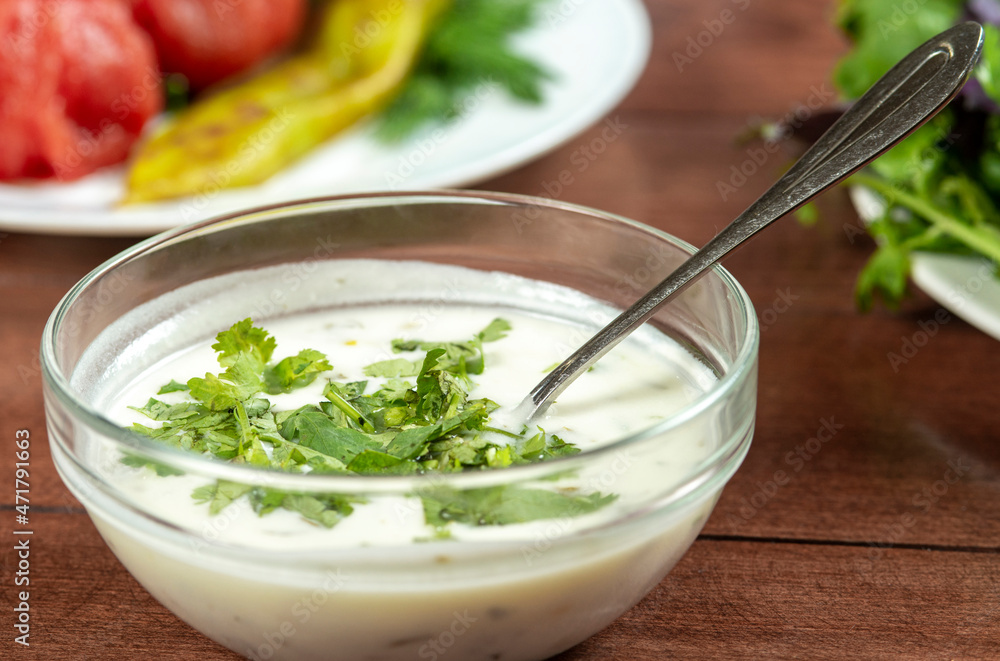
[385,424,443,460]
[421,485,617,528]
[192,480,253,515]
[211,318,276,370]
[129,397,202,422]
[263,348,332,394]
[278,493,357,528]
[516,430,581,463]
[279,407,383,464]
[415,348,453,421]
[187,351,265,412]
[475,317,512,343]
[191,482,359,528]
[157,380,189,394]
[855,242,911,311]
[347,450,422,475]
[120,453,185,477]
[363,357,422,378]
[245,488,359,528]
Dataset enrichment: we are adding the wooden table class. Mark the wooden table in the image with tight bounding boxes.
[3,1,999,658]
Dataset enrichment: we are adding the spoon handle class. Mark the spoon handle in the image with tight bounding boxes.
[527,21,984,416]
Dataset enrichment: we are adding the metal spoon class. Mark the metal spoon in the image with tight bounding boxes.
[522,21,984,421]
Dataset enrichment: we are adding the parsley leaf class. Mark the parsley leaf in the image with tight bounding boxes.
[347,450,422,475]
[157,380,189,394]
[120,453,185,477]
[264,349,333,394]
[192,480,253,516]
[279,407,383,464]
[421,485,616,528]
[212,318,276,370]
[377,0,552,143]
[363,357,421,378]
[476,317,512,343]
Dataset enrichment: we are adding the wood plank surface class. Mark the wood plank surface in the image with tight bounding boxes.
[2,1,999,659]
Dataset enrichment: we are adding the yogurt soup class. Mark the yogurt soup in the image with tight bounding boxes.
[62,259,729,661]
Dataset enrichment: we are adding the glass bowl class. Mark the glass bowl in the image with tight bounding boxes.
[42,191,758,661]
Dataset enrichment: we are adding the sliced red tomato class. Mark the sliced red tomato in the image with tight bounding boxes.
[0,0,162,181]
[132,0,307,91]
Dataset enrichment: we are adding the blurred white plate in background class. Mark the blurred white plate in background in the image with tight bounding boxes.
[0,0,651,236]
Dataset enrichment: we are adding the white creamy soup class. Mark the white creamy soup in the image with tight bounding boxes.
[66,259,727,661]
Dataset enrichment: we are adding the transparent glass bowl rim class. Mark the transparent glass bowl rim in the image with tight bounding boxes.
[42,190,759,495]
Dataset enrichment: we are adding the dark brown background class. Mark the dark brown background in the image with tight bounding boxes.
[2,1,998,658]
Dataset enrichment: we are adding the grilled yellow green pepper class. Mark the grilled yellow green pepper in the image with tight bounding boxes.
[124,0,448,204]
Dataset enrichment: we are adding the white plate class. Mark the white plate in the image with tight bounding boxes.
[850,186,1000,340]
[0,0,651,236]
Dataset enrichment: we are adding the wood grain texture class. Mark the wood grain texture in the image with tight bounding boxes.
[2,0,998,658]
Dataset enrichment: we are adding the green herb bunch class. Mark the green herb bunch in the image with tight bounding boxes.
[128,318,614,531]
[376,0,552,142]
[834,0,1000,309]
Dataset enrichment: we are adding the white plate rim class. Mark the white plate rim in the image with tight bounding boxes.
[850,186,1000,340]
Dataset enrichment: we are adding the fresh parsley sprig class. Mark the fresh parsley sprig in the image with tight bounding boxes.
[127,317,613,530]
[833,0,1000,309]
[376,0,553,143]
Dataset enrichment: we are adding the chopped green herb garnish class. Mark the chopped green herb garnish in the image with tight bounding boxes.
[127,317,614,531]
